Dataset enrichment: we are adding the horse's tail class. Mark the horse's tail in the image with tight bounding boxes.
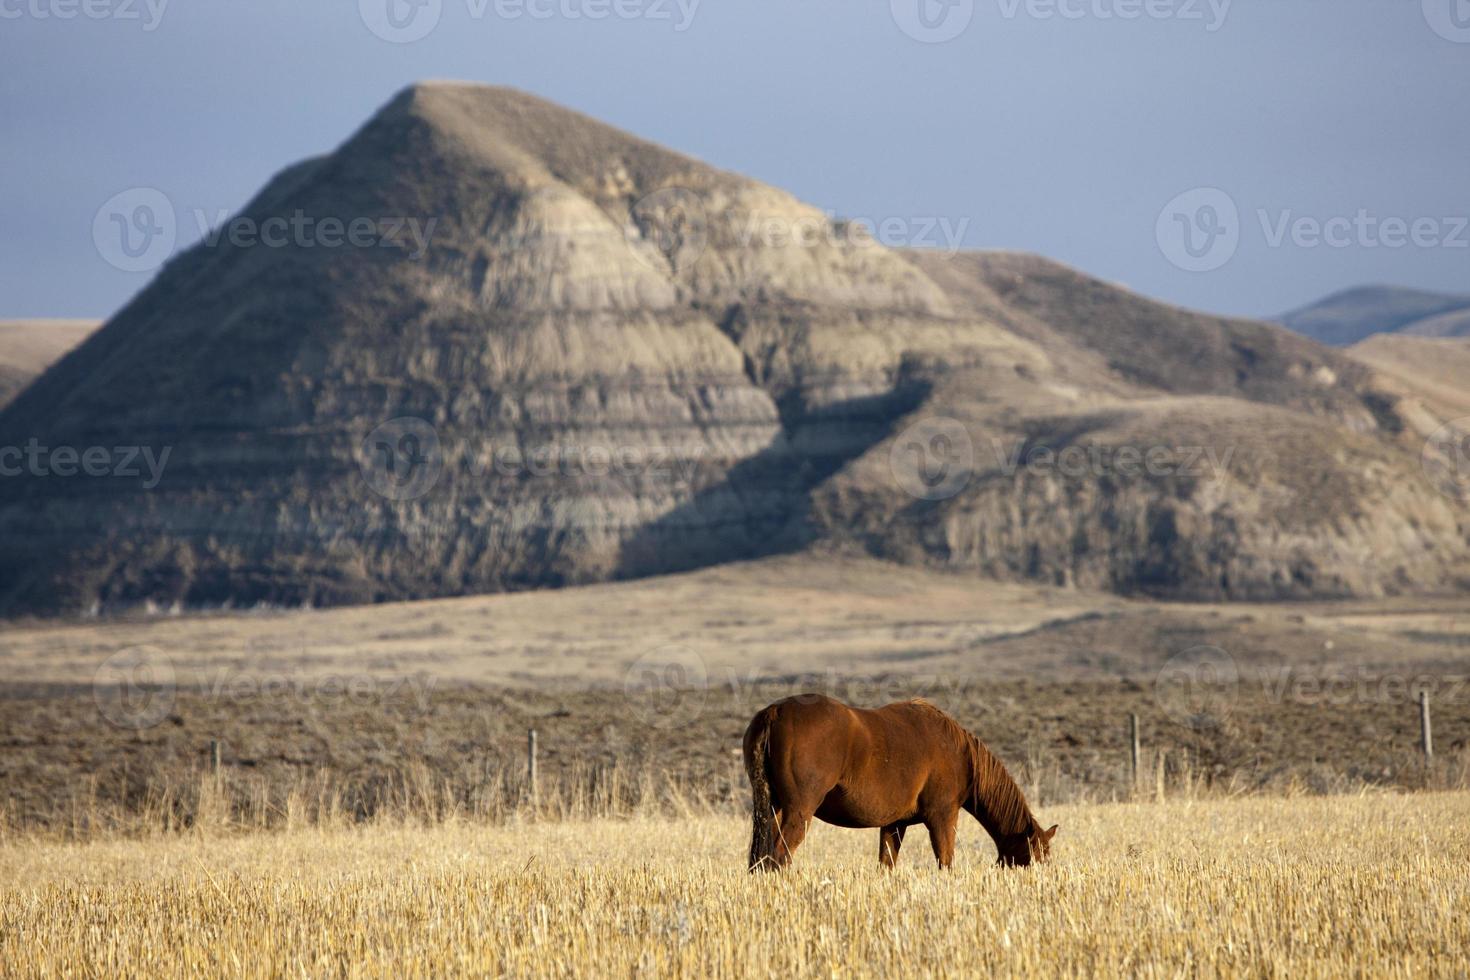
[744,705,779,872]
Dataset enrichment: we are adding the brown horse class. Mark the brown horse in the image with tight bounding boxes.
[743,694,1057,870]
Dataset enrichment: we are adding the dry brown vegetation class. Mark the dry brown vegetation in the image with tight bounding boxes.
[1349,334,1470,423]
[5,554,1468,693]
[5,558,1468,838]
[3,793,1468,977]
[6,671,1469,840]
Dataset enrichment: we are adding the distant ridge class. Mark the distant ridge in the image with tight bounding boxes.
[0,83,1465,616]
[1281,286,1470,346]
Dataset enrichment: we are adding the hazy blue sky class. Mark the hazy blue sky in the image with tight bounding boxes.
[2,0,1466,321]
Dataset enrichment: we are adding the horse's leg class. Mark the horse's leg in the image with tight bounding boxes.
[925,808,959,869]
[773,808,813,867]
[878,823,906,869]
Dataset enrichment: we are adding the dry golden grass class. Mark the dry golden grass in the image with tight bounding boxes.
[8,555,1468,691]
[3,792,1468,977]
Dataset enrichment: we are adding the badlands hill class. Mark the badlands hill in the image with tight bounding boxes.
[1282,286,1470,346]
[0,320,98,407]
[0,83,1466,615]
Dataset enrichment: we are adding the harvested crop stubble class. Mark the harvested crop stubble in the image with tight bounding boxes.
[3,792,1468,976]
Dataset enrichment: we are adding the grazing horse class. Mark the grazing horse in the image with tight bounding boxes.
[743,694,1057,870]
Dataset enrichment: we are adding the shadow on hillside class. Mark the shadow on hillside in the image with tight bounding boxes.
[614,378,931,580]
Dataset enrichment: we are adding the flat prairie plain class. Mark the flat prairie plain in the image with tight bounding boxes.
[4,556,1469,834]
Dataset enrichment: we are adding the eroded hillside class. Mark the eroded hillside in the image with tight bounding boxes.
[0,84,1465,614]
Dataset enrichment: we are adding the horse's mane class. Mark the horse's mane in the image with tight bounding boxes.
[906,699,1035,837]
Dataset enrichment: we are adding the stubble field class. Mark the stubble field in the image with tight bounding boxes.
[4,557,1467,975]
[2,793,1467,978]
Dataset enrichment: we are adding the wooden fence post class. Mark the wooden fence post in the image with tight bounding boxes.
[210,739,222,776]
[1129,713,1141,793]
[1420,690,1433,761]
[527,728,539,809]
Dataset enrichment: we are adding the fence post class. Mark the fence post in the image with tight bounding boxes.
[209,739,222,776]
[527,728,539,810]
[1420,690,1433,761]
[1129,713,1141,793]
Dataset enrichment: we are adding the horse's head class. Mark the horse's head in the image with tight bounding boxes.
[997,822,1058,867]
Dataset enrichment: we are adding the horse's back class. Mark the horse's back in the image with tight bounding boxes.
[753,694,864,747]
[748,694,947,754]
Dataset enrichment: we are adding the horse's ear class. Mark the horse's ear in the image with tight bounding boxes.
[1042,824,1058,841]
